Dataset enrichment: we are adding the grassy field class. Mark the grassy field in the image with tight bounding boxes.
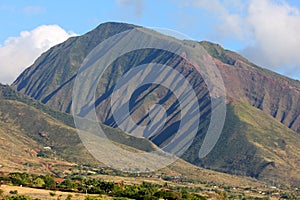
[0,185,105,200]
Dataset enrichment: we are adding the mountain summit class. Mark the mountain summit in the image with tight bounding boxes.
[12,22,300,186]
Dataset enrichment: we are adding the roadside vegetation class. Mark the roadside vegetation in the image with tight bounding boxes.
[0,172,207,200]
[0,172,299,200]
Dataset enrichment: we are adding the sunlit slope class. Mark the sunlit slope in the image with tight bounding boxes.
[187,101,300,186]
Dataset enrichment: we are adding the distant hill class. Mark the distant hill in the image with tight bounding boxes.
[0,83,160,164]
[11,22,300,186]
[0,84,97,169]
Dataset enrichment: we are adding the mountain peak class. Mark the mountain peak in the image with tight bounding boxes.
[83,21,140,37]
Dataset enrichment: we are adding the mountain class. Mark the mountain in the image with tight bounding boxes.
[11,22,300,186]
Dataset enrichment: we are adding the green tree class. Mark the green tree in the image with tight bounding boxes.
[9,173,31,186]
[59,179,75,190]
[33,177,45,187]
[43,175,56,189]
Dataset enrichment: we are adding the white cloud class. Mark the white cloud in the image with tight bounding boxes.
[242,0,300,72]
[179,0,248,40]
[176,0,300,79]
[0,25,76,84]
[22,5,46,15]
[115,0,145,19]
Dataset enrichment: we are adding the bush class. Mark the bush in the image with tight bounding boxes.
[9,190,18,194]
[4,194,33,200]
[49,191,56,196]
[65,194,72,200]
[84,196,104,200]
[0,189,4,197]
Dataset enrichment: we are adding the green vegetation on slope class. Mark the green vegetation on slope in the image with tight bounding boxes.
[0,84,157,154]
[234,101,300,186]
[0,84,74,127]
[184,101,300,186]
[0,99,97,165]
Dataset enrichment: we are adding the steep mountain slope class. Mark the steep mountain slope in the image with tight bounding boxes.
[201,41,300,133]
[11,22,300,185]
[13,22,138,113]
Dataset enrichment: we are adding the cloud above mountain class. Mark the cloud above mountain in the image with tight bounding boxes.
[176,0,300,79]
[0,25,76,84]
[115,0,145,19]
[242,0,300,77]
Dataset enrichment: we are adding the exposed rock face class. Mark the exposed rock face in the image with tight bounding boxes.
[202,41,300,134]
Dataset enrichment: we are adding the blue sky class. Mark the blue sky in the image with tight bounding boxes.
[1,0,300,83]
